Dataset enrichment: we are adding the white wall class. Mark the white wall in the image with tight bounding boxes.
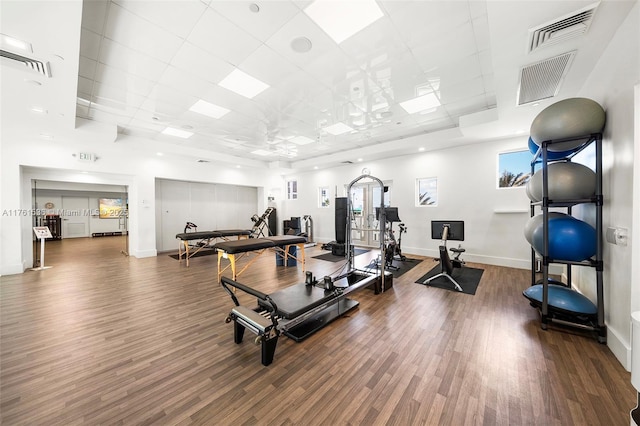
[0,127,282,275]
[34,188,126,236]
[155,179,258,252]
[279,136,533,269]
[576,2,639,369]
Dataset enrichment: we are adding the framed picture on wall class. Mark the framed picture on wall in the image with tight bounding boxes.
[416,177,437,206]
[497,150,531,188]
[99,198,124,219]
[318,186,330,208]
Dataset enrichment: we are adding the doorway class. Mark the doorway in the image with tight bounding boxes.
[31,180,130,266]
[349,181,391,247]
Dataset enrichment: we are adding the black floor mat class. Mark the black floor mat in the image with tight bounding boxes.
[415,264,484,295]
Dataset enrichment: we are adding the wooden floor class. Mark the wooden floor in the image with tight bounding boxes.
[0,237,634,425]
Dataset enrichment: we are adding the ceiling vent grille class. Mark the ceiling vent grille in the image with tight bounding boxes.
[0,49,51,77]
[528,3,598,53]
[517,51,575,106]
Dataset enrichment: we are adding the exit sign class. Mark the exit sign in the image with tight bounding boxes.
[78,152,95,162]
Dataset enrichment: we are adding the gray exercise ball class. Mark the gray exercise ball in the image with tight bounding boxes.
[524,212,568,246]
[530,98,605,151]
[526,162,596,202]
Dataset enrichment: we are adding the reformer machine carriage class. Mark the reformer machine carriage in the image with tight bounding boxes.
[221,173,393,366]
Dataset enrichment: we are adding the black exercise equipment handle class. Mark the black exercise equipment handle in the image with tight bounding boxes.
[220,276,279,314]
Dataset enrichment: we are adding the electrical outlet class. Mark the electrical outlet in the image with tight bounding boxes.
[606,227,628,246]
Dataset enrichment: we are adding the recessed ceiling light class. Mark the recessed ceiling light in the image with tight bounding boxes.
[418,147,425,152]
[325,122,354,135]
[304,0,384,44]
[189,99,230,119]
[39,133,54,139]
[219,69,269,99]
[156,152,163,156]
[291,36,312,53]
[291,135,314,145]
[249,3,259,13]
[357,158,363,162]
[236,165,242,168]
[81,171,89,174]
[161,127,193,138]
[399,92,441,114]
[314,166,319,170]
[30,106,47,113]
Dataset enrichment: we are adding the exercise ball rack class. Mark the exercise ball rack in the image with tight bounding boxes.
[526,132,606,343]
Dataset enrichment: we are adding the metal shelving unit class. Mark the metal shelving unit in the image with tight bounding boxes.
[529,133,606,343]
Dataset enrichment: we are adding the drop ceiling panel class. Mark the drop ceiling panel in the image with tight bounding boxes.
[440,76,487,104]
[339,17,408,65]
[210,1,301,41]
[113,0,207,38]
[187,8,262,66]
[236,45,299,88]
[79,28,102,61]
[472,16,491,52]
[264,11,336,68]
[427,54,483,88]
[390,1,473,48]
[81,0,109,34]
[169,42,235,85]
[78,56,97,79]
[104,3,184,63]
[93,63,156,97]
[98,38,168,81]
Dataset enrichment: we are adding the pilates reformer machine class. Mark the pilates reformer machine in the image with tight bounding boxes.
[213,235,307,282]
[175,222,252,266]
[221,173,393,366]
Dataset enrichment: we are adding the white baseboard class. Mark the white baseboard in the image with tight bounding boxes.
[1,262,26,276]
[607,323,631,371]
[132,249,157,258]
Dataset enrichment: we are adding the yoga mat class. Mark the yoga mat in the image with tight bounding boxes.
[312,248,370,263]
[369,257,421,278]
[415,264,484,295]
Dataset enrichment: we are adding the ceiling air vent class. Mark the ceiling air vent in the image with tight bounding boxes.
[528,3,598,53]
[0,49,51,77]
[517,51,575,106]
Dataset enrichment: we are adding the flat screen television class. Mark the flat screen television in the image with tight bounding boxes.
[431,220,464,241]
[375,207,400,222]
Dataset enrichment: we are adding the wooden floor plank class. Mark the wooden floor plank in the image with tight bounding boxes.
[0,237,635,425]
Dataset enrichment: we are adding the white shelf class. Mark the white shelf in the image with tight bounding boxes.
[494,209,529,214]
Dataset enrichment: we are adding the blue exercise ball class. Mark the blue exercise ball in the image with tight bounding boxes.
[523,284,597,315]
[523,212,568,245]
[530,216,596,261]
[526,162,596,202]
[527,137,581,160]
[530,98,605,151]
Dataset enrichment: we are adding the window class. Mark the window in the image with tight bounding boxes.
[498,150,531,188]
[287,180,298,200]
[416,177,437,206]
[318,186,330,207]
